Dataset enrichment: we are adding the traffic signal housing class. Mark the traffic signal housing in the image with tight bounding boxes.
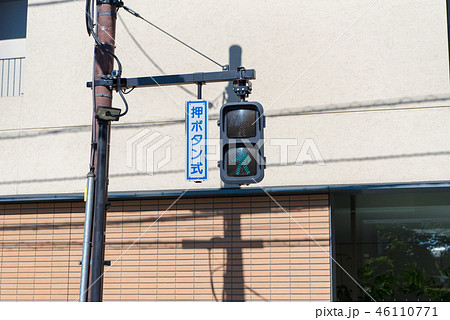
[219,101,265,184]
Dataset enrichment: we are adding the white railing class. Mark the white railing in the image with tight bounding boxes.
[1,57,24,97]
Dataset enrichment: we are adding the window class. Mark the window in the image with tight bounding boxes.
[0,0,28,41]
[0,0,27,97]
[333,191,450,301]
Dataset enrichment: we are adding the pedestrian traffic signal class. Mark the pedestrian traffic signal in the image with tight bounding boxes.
[219,101,265,184]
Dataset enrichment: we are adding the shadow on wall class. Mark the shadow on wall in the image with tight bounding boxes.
[222,45,242,105]
[0,149,449,186]
[28,0,77,7]
[0,197,330,301]
[182,210,256,302]
[2,93,450,141]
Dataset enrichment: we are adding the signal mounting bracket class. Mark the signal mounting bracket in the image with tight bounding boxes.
[233,66,252,101]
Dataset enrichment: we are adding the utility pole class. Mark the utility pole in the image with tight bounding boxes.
[88,0,118,302]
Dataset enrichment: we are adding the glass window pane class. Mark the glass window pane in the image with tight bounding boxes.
[333,191,450,302]
[0,0,28,41]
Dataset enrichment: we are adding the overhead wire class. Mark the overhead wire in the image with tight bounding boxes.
[122,5,226,69]
[85,0,94,36]
[85,1,226,124]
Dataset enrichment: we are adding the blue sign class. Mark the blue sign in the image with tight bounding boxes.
[186,100,208,181]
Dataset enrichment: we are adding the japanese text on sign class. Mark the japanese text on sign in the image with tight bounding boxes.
[186,100,208,181]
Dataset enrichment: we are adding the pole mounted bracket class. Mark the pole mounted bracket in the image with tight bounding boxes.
[96,106,121,121]
[78,260,111,266]
[89,72,120,90]
[89,79,115,89]
[233,66,252,101]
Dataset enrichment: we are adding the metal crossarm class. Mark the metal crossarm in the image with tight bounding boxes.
[87,69,256,89]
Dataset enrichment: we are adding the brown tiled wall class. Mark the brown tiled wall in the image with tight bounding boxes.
[0,194,330,301]
[0,202,85,301]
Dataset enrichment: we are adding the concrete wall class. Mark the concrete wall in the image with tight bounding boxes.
[1,0,450,195]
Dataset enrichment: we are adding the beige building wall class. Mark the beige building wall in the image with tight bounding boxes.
[1,0,450,196]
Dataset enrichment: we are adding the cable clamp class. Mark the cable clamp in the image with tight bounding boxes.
[78,259,110,265]
[97,0,123,6]
[98,10,117,18]
[95,41,115,49]
[122,6,140,18]
[95,93,113,98]
[87,78,127,89]
[91,79,114,87]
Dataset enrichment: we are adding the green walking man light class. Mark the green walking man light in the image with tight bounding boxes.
[233,150,251,175]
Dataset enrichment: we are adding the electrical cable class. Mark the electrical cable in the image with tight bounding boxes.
[91,30,128,117]
[86,0,129,170]
[86,1,129,118]
[89,47,97,171]
[122,5,225,69]
[121,86,135,94]
[85,0,91,35]
[207,249,219,302]
[87,0,96,171]
[85,0,94,36]
[86,1,225,121]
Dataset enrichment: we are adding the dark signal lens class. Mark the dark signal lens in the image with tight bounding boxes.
[226,109,257,138]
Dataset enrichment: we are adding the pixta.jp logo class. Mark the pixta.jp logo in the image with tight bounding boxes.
[126,129,172,175]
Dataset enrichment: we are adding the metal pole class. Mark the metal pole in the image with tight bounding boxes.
[79,1,99,301]
[197,82,202,99]
[90,120,110,301]
[79,173,95,302]
[88,1,117,302]
[447,1,450,83]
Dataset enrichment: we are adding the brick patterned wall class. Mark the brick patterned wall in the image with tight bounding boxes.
[0,202,84,301]
[0,193,330,301]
